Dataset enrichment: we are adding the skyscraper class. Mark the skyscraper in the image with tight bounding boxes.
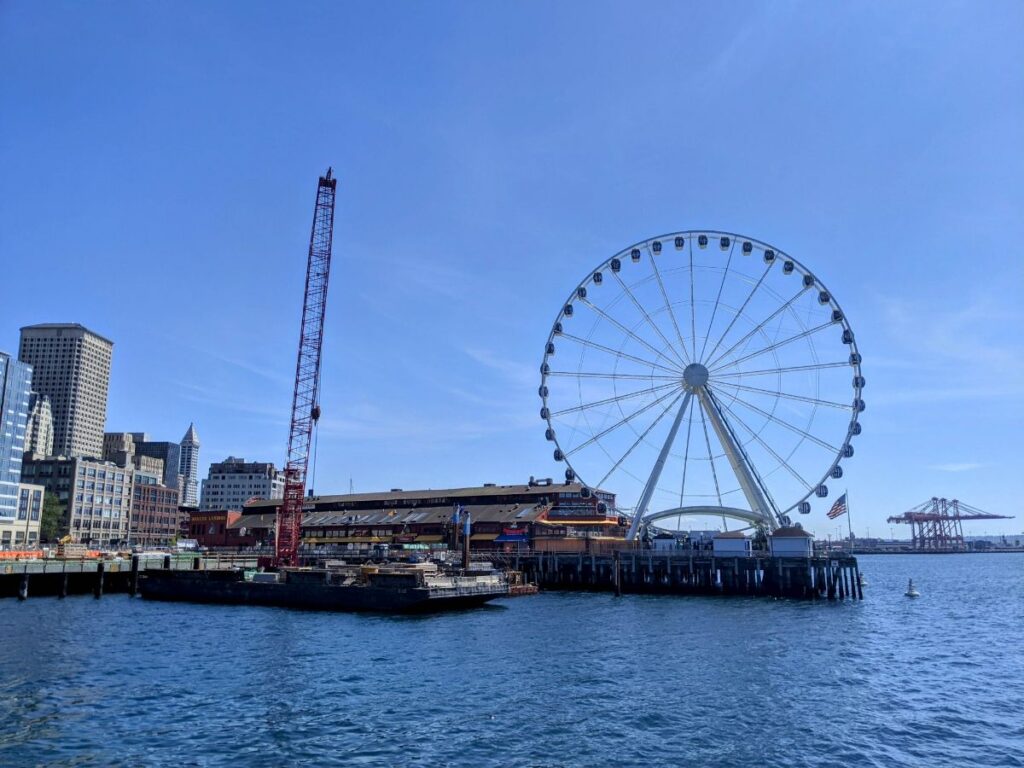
[23,392,54,459]
[18,324,113,458]
[0,352,33,522]
[179,423,200,507]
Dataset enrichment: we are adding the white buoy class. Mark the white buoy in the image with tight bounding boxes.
[858,572,868,588]
[904,578,920,598]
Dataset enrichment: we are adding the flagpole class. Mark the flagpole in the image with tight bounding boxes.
[846,488,854,544]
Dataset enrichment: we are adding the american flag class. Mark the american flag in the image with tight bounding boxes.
[827,493,848,519]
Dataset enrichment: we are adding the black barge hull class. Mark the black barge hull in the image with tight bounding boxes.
[139,569,505,613]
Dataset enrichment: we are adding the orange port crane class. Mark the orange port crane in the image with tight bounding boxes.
[276,169,337,567]
[887,497,1012,550]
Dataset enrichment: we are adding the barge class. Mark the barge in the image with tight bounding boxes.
[139,561,513,612]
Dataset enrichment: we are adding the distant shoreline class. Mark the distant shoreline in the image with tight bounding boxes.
[847,549,1024,556]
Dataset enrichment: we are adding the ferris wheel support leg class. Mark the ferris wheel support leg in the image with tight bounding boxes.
[697,387,779,531]
[626,390,693,541]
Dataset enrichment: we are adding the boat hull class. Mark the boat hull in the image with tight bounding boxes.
[140,570,506,613]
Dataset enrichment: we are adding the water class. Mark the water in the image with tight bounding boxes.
[1,554,1022,767]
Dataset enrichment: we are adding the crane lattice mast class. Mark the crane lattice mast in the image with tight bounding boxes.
[277,168,336,567]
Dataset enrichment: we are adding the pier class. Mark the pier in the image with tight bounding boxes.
[508,550,863,600]
[0,555,258,600]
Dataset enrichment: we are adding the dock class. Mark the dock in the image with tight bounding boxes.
[0,555,258,600]
[506,550,863,600]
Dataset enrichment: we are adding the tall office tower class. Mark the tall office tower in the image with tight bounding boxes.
[0,353,33,522]
[18,324,113,458]
[23,392,54,459]
[178,423,200,507]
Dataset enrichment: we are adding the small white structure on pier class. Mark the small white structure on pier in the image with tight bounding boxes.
[712,530,752,557]
[769,526,814,557]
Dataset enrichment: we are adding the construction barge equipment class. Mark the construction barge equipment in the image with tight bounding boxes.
[139,562,514,613]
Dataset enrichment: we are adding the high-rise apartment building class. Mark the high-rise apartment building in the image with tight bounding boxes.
[0,353,33,522]
[199,456,283,512]
[24,392,54,459]
[178,423,200,506]
[18,324,113,458]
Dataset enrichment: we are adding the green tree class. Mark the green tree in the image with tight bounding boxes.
[39,492,68,542]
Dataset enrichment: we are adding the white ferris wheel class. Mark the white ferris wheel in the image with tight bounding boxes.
[537,231,864,538]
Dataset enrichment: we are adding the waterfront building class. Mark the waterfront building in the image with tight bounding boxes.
[18,324,113,458]
[23,392,53,459]
[0,352,33,523]
[104,432,165,485]
[0,483,44,550]
[129,482,182,548]
[187,509,250,548]
[769,526,815,557]
[236,480,622,553]
[199,456,283,513]
[21,456,133,546]
[178,423,200,507]
[712,530,752,556]
[178,504,198,541]
[130,435,182,491]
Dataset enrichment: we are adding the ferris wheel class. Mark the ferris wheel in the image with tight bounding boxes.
[537,231,864,537]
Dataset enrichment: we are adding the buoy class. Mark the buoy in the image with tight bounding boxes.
[858,572,867,588]
[904,578,920,598]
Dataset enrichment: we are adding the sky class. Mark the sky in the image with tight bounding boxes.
[1,1,1022,537]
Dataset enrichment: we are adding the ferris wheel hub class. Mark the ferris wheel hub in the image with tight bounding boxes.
[683,363,709,390]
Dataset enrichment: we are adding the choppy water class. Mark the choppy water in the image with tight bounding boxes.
[1,554,1022,767]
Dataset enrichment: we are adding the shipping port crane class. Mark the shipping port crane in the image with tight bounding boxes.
[276,169,337,567]
[887,497,1013,551]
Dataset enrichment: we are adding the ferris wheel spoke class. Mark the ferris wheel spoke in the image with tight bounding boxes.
[704,286,810,370]
[710,380,853,411]
[688,237,698,361]
[550,381,681,418]
[578,298,685,372]
[697,400,724,506]
[646,244,691,366]
[595,390,686,489]
[712,361,849,379]
[678,400,694,508]
[697,239,735,362]
[611,270,690,367]
[547,370,683,382]
[558,331,684,376]
[701,260,776,365]
[710,390,815,491]
[720,389,838,452]
[710,319,836,374]
[565,385,683,457]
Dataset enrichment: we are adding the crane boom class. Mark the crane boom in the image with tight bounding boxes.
[277,168,336,567]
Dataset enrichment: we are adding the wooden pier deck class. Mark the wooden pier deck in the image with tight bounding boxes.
[504,550,863,600]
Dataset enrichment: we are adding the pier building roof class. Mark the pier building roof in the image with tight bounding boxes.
[243,481,616,512]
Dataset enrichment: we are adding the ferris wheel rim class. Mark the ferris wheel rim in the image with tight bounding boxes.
[538,229,864,521]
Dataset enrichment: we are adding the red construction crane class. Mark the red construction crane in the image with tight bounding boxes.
[276,168,337,567]
[887,497,1013,551]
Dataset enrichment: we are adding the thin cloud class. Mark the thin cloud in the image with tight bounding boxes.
[464,347,537,387]
[928,462,985,473]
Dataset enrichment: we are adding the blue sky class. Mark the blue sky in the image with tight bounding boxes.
[1,1,1021,537]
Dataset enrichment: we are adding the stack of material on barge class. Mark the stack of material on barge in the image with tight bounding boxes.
[139,561,514,612]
